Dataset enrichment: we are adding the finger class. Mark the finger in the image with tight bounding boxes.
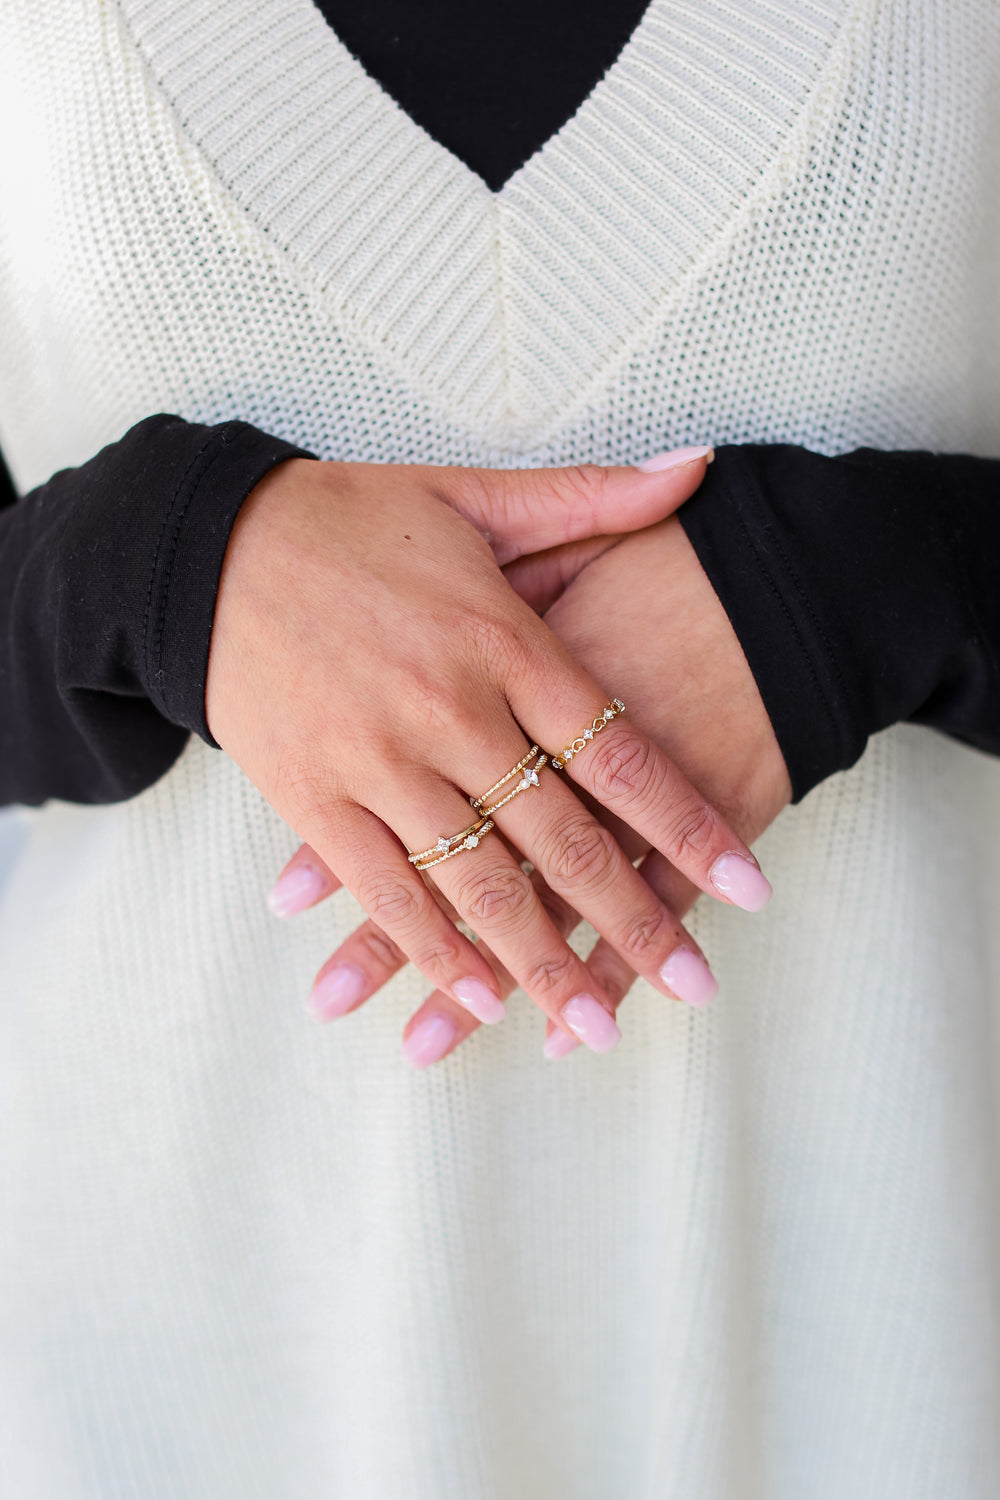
[506,656,773,911]
[307,886,506,1031]
[502,533,625,614]
[491,763,720,1010]
[380,766,623,1058]
[544,849,703,1059]
[299,801,505,1029]
[401,868,588,1066]
[433,448,713,565]
[266,843,341,917]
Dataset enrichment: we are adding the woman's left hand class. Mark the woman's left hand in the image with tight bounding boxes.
[267,514,791,1063]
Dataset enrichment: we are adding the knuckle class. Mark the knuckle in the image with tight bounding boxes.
[355,870,424,932]
[409,933,465,976]
[663,797,722,862]
[462,611,523,679]
[618,906,673,964]
[547,817,619,889]
[274,749,340,821]
[431,684,483,747]
[456,863,535,930]
[562,462,609,509]
[394,660,472,738]
[588,729,660,804]
[522,948,579,997]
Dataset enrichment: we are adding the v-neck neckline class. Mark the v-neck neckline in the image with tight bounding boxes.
[117,0,851,445]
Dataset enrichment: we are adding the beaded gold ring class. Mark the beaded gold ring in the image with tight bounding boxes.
[470,746,541,809]
[471,749,548,818]
[550,699,626,771]
[408,817,496,871]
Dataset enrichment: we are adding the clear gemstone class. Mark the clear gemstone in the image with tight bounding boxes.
[436,836,449,852]
[526,769,539,785]
[465,834,479,848]
[583,729,593,740]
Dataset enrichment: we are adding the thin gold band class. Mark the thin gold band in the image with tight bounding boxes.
[550,699,626,770]
[408,818,495,870]
[473,751,548,818]
[407,742,550,872]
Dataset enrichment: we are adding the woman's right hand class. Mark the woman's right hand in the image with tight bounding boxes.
[205,454,771,1053]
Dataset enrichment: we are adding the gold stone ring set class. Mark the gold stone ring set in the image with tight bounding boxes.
[406,699,626,871]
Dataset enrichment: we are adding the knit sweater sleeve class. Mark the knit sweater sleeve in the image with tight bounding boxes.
[678,445,1000,802]
[0,414,314,808]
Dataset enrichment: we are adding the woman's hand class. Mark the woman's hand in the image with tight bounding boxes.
[260,495,782,1063]
[207,455,771,1058]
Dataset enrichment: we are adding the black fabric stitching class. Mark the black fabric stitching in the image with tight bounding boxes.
[142,423,246,719]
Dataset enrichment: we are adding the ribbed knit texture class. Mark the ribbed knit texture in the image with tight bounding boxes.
[1,3,999,1496]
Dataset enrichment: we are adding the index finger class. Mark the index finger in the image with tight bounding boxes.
[505,634,772,912]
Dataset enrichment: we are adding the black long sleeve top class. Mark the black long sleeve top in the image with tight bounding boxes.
[1,1,998,809]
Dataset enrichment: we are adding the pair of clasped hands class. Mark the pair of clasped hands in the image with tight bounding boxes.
[204,449,793,1068]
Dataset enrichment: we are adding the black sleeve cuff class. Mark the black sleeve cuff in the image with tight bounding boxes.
[1,414,314,807]
[137,418,314,745]
[677,445,1000,803]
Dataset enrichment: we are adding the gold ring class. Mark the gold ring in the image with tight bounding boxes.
[550,699,625,770]
[471,749,548,818]
[407,815,494,868]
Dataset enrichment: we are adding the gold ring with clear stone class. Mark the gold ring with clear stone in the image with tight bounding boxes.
[471,750,548,818]
[550,699,626,770]
[407,817,495,870]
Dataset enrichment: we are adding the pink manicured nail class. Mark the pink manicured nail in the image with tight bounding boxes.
[660,948,719,1007]
[402,1013,459,1069]
[560,993,621,1054]
[543,1027,581,1059]
[306,963,367,1021]
[637,445,714,472]
[452,977,506,1025]
[267,863,326,917]
[709,852,773,912]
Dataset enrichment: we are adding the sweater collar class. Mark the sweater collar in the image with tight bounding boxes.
[117,0,850,444]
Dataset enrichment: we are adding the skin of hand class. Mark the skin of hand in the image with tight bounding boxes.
[267,509,789,1064]
[206,453,772,1061]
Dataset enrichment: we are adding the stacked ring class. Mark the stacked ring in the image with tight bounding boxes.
[408,817,496,870]
[470,746,541,809]
[550,699,626,770]
[407,743,550,873]
[471,749,548,818]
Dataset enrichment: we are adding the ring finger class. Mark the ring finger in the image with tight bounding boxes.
[329,771,624,1055]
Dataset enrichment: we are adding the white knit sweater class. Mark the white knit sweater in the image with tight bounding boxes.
[2,3,1000,1496]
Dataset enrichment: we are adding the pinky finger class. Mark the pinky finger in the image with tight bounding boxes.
[266,843,342,917]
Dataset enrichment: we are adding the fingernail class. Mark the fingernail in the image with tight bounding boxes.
[306,963,367,1021]
[709,852,773,912]
[452,977,506,1025]
[267,863,326,917]
[659,948,719,1007]
[543,1027,581,1059]
[560,993,621,1054]
[637,445,714,472]
[402,1013,460,1069]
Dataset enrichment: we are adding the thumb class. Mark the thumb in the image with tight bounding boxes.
[502,532,625,614]
[437,445,714,565]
